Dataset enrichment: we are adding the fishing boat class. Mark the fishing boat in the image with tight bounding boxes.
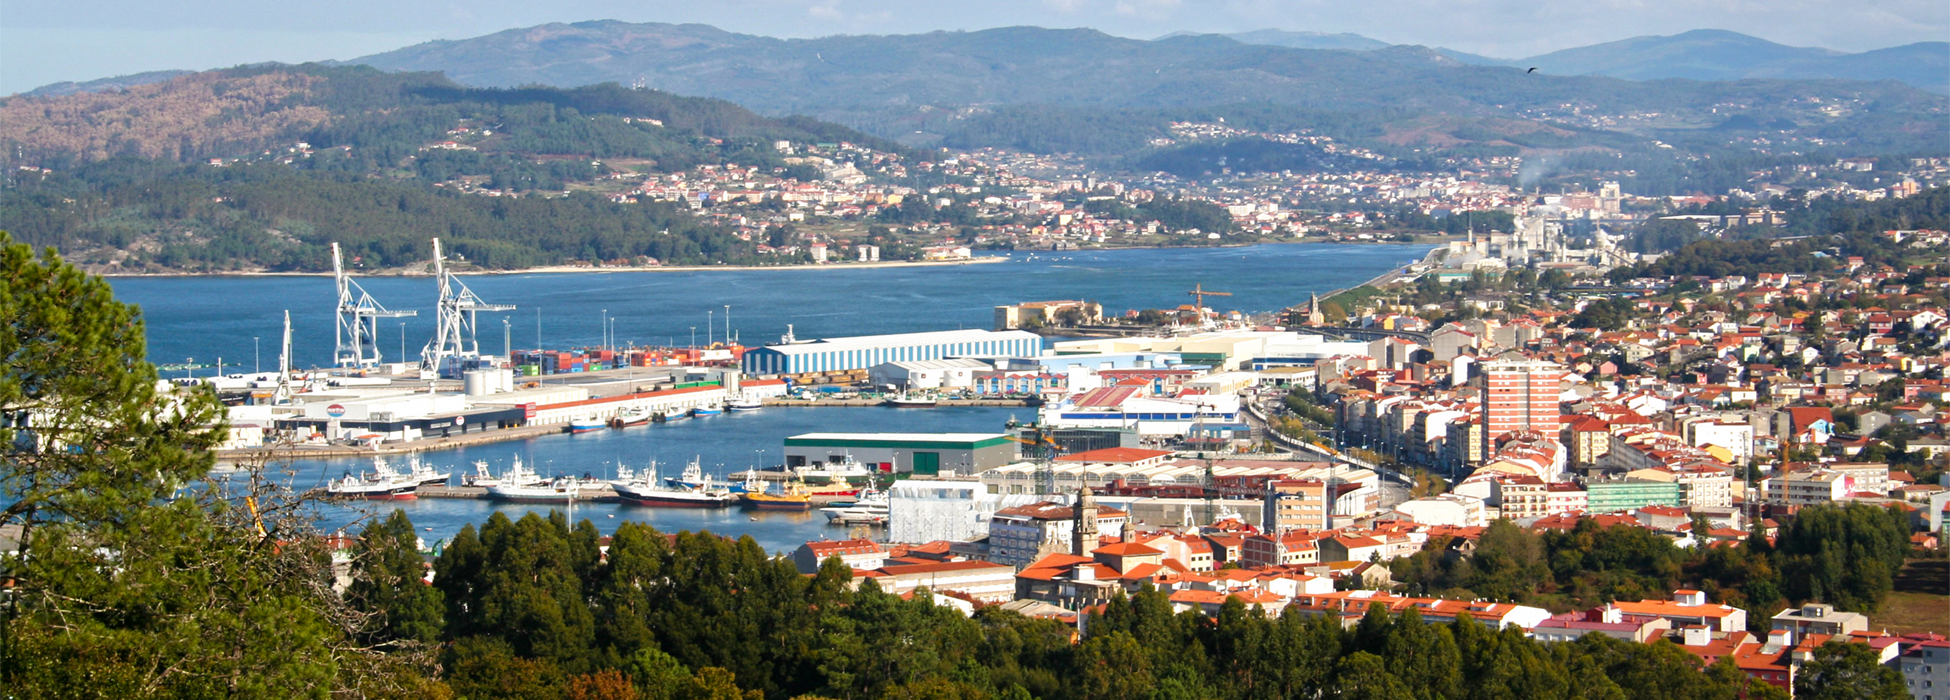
[740,479,814,511]
[691,405,724,417]
[726,395,763,412]
[664,458,754,493]
[609,407,652,428]
[792,454,876,483]
[465,456,544,488]
[326,472,419,500]
[487,476,583,503]
[612,462,735,508]
[404,455,452,486]
[883,393,935,408]
[568,416,608,433]
[659,408,690,422]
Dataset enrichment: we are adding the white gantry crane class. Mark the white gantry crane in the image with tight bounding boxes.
[420,237,514,377]
[332,242,416,368]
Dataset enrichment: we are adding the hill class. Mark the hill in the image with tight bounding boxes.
[1166,29,1391,52]
[0,64,910,273]
[345,22,1947,160]
[1208,28,1946,92]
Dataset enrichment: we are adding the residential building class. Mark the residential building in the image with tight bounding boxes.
[1262,478,1331,532]
[1771,603,1869,638]
[1478,357,1565,460]
[792,538,887,574]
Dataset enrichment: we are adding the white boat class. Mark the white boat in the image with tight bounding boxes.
[405,455,451,486]
[820,482,890,524]
[726,395,763,411]
[659,408,690,422]
[326,462,419,500]
[609,407,652,428]
[691,405,723,416]
[326,473,418,500]
[793,454,875,483]
[612,461,734,508]
[569,416,607,433]
[464,456,545,489]
[883,393,935,408]
[487,476,583,503]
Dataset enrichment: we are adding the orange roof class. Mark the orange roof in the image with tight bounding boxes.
[1093,542,1164,557]
[1056,447,1176,463]
[1613,599,1741,619]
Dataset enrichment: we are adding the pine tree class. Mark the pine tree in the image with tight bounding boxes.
[347,510,447,646]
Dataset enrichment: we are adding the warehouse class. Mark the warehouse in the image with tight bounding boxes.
[868,358,991,390]
[783,432,1018,476]
[742,329,1042,376]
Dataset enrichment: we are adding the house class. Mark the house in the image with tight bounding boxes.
[793,538,887,574]
[1532,606,1674,644]
[1612,590,1749,633]
[1771,603,1869,638]
[857,560,1018,603]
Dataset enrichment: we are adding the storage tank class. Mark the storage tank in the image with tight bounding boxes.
[463,370,492,397]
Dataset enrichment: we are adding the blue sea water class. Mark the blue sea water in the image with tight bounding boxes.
[110,243,1427,549]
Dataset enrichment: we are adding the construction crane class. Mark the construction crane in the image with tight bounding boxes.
[1006,425,1063,495]
[1187,284,1232,325]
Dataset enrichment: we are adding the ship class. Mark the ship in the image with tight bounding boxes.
[569,416,608,433]
[667,459,755,493]
[464,456,545,489]
[609,407,652,428]
[792,454,876,483]
[404,455,452,486]
[819,482,890,525]
[487,476,584,503]
[658,408,690,422]
[691,405,724,417]
[326,461,420,500]
[726,395,763,412]
[740,479,814,511]
[611,462,735,508]
[883,393,936,408]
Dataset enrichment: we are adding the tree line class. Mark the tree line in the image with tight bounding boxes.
[1391,504,1913,625]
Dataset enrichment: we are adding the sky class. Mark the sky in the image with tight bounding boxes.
[4,0,1946,94]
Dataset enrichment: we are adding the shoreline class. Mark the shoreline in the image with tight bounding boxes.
[94,240,1437,278]
[97,256,1009,279]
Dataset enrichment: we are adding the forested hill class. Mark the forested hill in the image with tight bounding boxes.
[0,64,913,273]
[345,22,1949,157]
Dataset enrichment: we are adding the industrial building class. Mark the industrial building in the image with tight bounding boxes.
[868,358,991,390]
[1052,331,1365,372]
[741,329,1042,376]
[783,432,1018,476]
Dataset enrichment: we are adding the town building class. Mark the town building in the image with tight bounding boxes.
[741,329,1042,376]
[783,432,1017,476]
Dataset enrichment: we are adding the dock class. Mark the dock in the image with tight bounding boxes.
[761,398,1036,408]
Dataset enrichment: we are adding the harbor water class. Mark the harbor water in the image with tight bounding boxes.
[112,243,1428,549]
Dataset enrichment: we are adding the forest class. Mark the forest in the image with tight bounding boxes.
[0,64,921,272]
[2,160,760,271]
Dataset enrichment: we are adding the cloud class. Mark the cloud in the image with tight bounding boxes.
[808,0,844,19]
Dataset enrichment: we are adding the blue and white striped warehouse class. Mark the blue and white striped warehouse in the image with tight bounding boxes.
[742,329,1044,376]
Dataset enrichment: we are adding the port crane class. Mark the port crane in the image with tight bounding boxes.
[421,238,515,376]
[332,242,415,368]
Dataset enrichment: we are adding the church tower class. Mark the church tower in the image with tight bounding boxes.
[1307,292,1325,326]
[1071,487,1099,556]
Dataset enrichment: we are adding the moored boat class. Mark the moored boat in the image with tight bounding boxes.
[883,393,935,408]
[726,395,763,412]
[609,407,652,428]
[691,405,724,417]
[569,416,608,433]
[792,454,875,483]
[486,477,583,503]
[405,455,451,486]
[612,462,735,508]
[820,482,890,524]
[740,479,814,511]
[326,471,418,500]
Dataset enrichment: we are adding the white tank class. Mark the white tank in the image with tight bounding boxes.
[463,370,492,396]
